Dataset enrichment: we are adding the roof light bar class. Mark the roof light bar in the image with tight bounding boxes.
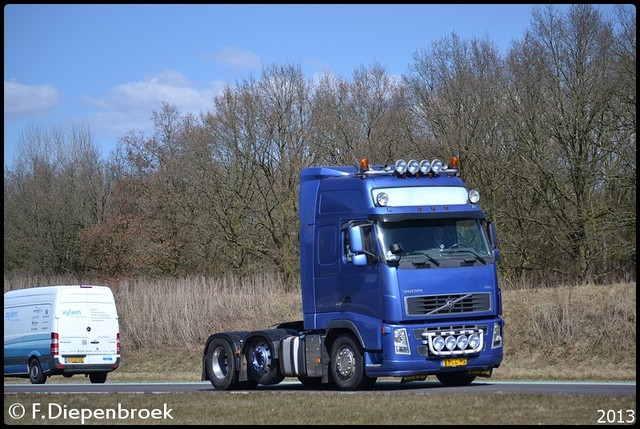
[358,156,460,178]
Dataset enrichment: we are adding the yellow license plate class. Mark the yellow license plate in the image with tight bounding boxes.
[442,357,467,367]
[66,357,84,363]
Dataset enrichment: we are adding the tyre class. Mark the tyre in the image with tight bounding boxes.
[245,336,285,386]
[89,372,108,383]
[435,371,476,386]
[29,359,46,384]
[205,338,242,390]
[330,334,376,391]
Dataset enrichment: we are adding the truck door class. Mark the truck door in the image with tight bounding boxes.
[340,223,384,320]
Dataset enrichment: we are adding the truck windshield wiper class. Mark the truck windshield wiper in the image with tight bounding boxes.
[440,248,487,265]
[405,251,440,267]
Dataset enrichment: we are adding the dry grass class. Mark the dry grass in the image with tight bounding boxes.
[3,275,636,382]
[502,282,636,380]
[110,273,299,351]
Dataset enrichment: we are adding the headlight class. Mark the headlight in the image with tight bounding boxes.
[468,333,480,350]
[445,335,457,351]
[492,322,503,348]
[469,190,480,204]
[394,328,411,354]
[407,159,419,175]
[431,159,443,175]
[395,159,407,175]
[433,336,445,351]
[456,335,469,350]
[419,160,431,174]
[376,192,389,207]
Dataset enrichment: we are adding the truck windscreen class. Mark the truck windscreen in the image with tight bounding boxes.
[377,218,491,261]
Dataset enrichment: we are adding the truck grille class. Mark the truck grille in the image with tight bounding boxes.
[405,293,491,316]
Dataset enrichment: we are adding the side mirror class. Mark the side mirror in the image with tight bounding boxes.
[352,254,367,266]
[487,219,498,249]
[389,243,403,255]
[348,225,364,253]
[348,225,369,266]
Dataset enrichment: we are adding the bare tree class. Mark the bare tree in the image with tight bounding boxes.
[205,63,314,281]
[4,121,110,278]
[310,62,414,166]
[405,33,507,189]
[502,4,634,282]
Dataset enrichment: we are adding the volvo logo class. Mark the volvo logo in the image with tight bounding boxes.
[446,300,454,308]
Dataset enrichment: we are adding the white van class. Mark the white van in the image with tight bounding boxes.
[4,285,121,384]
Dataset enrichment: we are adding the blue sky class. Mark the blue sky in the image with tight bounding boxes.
[3,4,619,167]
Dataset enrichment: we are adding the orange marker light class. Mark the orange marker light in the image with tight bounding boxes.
[449,156,459,168]
[360,158,369,171]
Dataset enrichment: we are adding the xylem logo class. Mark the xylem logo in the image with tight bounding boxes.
[63,309,82,317]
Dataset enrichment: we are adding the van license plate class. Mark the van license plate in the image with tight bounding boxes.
[442,357,467,367]
[66,357,84,363]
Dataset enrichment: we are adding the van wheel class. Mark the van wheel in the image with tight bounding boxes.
[89,372,108,383]
[29,359,46,384]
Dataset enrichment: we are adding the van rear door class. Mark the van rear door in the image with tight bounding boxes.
[57,287,119,365]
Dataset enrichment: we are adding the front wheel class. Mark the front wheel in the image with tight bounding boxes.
[29,359,46,384]
[330,334,376,391]
[435,371,476,386]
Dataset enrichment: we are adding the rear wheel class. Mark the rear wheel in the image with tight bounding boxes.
[29,359,46,384]
[436,371,476,386]
[245,336,285,386]
[205,338,242,390]
[89,372,108,383]
[330,334,376,391]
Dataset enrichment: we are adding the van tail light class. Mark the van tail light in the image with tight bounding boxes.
[117,332,121,356]
[51,332,59,355]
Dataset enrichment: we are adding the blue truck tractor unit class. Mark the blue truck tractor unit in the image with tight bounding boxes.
[202,156,503,391]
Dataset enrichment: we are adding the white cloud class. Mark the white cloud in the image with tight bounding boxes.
[3,80,59,117]
[82,69,225,137]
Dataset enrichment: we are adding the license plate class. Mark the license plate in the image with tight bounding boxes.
[442,357,467,367]
[66,357,84,363]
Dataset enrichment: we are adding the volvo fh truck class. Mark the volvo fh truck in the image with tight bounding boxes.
[202,157,503,390]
